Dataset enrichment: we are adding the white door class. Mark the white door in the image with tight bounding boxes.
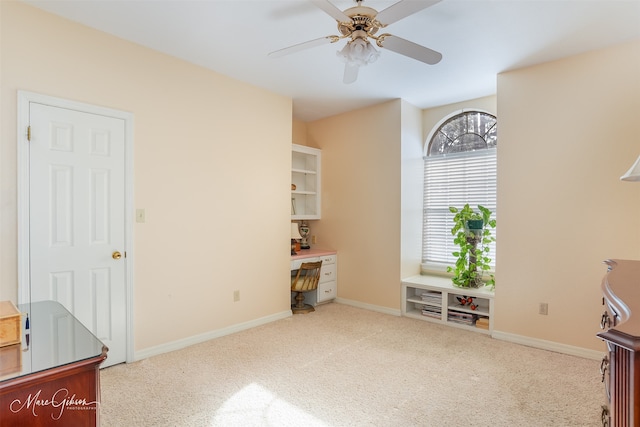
[26,101,128,368]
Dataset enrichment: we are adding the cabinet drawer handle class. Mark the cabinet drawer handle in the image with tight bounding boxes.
[600,355,610,400]
[600,311,611,330]
[600,355,608,381]
[601,405,609,427]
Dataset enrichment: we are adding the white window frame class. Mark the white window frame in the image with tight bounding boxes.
[421,109,497,274]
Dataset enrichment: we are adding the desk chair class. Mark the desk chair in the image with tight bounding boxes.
[291,261,322,314]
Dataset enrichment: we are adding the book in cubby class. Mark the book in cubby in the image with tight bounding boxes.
[420,290,441,306]
[421,304,441,319]
[447,310,477,326]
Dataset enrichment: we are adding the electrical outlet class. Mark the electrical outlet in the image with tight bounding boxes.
[311,235,317,244]
[233,290,240,302]
[136,208,146,223]
[539,303,548,315]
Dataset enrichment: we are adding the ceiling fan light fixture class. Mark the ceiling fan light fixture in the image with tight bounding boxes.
[337,37,379,66]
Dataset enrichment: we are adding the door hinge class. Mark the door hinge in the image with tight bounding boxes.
[27,126,31,141]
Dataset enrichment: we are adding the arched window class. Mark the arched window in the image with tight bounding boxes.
[422,110,497,271]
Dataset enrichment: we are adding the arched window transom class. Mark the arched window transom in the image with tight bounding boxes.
[428,111,497,155]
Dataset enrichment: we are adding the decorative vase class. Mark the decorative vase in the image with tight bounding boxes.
[466,218,483,230]
[465,219,484,238]
[465,219,484,288]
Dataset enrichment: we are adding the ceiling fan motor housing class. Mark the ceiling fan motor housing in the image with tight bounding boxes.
[338,6,381,39]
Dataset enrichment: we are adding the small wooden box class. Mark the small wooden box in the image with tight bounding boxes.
[0,343,22,375]
[0,301,22,347]
[475,317,489,330]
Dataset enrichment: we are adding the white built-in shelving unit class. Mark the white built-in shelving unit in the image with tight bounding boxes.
[291,144,321,220]
[402,275,494,335]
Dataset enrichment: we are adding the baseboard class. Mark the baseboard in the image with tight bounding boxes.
[134,310,292,361]
[492,330,604,360]
[335,298,401,317]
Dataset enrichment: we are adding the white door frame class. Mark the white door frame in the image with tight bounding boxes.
[17,90,135,364]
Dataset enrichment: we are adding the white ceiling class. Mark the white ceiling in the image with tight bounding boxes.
[22,0,640,122]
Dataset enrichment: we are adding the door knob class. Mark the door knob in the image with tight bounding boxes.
[112,251,122,260]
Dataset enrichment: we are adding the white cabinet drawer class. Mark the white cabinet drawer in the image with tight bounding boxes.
[320,254,336,265]
[290,256,320,270]
[319,263,336,284]
[317,281,337,303]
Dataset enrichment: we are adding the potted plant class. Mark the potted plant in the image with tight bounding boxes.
[447,204,496,289]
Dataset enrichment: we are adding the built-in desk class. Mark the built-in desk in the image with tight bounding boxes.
[291,249,338,306]
[0,300,107,426]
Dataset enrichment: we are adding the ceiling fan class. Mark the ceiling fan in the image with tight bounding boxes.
[269,0,443,84]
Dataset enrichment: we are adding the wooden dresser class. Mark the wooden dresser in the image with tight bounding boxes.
[597,259,640,427]
[0,301,107,426]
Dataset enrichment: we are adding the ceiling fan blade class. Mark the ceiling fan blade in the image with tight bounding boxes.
[378,35,442,65]
[375,0,442,26]
[268,36,337,58]
[310,0,351,23]
[343,63,359,84]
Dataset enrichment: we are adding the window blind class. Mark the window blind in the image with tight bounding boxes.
[422,148,497,269]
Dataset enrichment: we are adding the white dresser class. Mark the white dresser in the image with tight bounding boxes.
[291,249,337,306]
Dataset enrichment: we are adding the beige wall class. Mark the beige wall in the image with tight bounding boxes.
[292,119,310,148]
[496,40,640,351]
[307,101,403,310]
[1,2,293,352]
[304,97,495,311]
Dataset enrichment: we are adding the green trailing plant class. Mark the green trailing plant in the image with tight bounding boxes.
[447,204,496,289]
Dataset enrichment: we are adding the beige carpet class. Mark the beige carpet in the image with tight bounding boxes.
[100,303,603,426]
